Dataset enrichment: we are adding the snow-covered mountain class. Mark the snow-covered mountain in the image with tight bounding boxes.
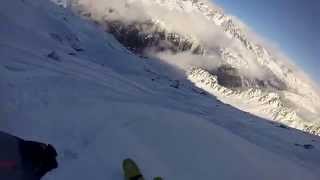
[66,0,320,135]
[1,0,320,179]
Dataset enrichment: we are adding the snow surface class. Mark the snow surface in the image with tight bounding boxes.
[67,0,320,135]
[1,0,320,179]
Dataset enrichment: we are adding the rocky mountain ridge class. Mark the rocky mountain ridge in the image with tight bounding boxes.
[64,0,320,135]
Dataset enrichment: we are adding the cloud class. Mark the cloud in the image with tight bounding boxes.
[71,0,229,45]
[70,0,270,79]
[69,0,147,23]
[150,51,222,72]
[69,0,319,93]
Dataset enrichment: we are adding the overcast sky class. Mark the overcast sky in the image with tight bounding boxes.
[213,0,320,83]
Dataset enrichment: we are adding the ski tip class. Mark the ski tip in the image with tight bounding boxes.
[123,158,134,165]
[153,177,163,180]
[122,158,139,169]
[122,158,143,180]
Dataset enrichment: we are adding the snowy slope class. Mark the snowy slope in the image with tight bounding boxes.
[1,0,320,180]
[67,0,320,135]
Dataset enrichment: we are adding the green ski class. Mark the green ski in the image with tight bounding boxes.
[122,158,163,180]
[153,177,163,180]
[122,158,144,180]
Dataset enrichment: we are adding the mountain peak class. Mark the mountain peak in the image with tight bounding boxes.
[2,0,320,179]
[67,0,320,135]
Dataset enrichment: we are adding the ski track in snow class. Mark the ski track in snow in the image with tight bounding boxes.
[1,0,320,179]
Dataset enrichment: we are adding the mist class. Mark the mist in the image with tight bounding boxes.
[66,0,320,96]
[58,0,320,127]
[151,51,222,72]
[71,0,271,78]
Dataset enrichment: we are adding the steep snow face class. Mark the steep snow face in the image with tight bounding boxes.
[67,0,320,135]
[188,68,320,135]
[2,0,320,179]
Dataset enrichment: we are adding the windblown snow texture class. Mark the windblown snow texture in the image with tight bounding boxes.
[1,0,320,180]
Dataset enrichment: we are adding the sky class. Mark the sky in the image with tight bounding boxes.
[213,0,320,83]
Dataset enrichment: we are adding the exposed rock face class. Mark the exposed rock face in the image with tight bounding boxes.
[208,65,287,90]
[69,0,320,136]
[107,20,205,55]
[212,65,242,88]
[106,20,287,92]
[188,68,320,136]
